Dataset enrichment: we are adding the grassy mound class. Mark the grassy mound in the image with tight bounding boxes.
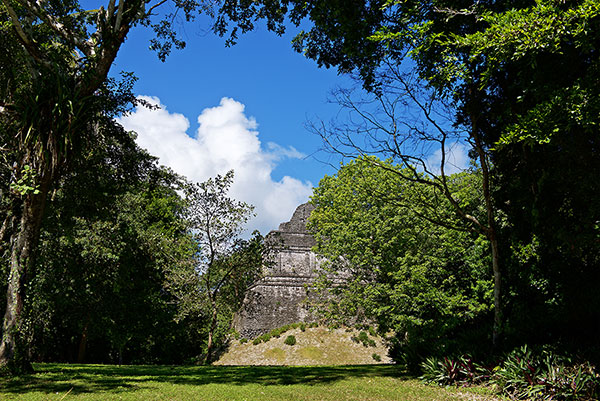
[215,326,393,366]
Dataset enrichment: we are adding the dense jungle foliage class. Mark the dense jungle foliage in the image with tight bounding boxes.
[0,1,599,392]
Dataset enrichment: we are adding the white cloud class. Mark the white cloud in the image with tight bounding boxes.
[117,96,313,235]
[425,141,470,176]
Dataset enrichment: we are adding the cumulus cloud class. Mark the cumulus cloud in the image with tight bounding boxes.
[117,96,313,234]
[425,141,471,176]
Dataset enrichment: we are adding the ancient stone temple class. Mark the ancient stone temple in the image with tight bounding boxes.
[234,203,322,338]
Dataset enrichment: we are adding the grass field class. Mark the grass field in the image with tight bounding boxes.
[0,364,502,401]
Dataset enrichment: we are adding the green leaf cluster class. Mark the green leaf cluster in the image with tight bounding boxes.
[309,156,493,363]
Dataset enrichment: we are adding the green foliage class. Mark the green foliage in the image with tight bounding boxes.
[372,353,382,362]
[271,0,600,363]
[252,333,272,345]
[284,335,297,346]
[420,356,492,386]
[492,346,600,401]
[175,171,262,361]
[9,165,39,196]
[251,323,307,345]
[420,346,600,400]
[24,124,199,364]
[309,156,492,364]
[351,331,376,348]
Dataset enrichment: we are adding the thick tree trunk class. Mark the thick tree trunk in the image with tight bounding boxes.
[0,168,51,374]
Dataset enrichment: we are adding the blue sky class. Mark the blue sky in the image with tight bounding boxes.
[111,16,354,233]
[109,12,469,234]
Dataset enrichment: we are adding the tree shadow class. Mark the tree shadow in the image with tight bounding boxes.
[0,363,409,396]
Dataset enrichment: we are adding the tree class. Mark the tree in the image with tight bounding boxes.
[217,0,600,350]
[305,62,504,346]
[178,171,261,362]
[16,117,196,365]
[0,0,288,372]
[309,156,493,367]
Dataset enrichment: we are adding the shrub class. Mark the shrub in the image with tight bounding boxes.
[352,331,376,347]
[372,353,382,362]
[300,323,306,332]
[284,335,297,346]
[309,322,318,328]
[419,355,491,386]
[420,346,600,400]
[252,333,273,345]
[239,338,248,344]
[368,327,377,337]
[492,345,600,400]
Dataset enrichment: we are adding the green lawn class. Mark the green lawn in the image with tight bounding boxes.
[0,364,500,400]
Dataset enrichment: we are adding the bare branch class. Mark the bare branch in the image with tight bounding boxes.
[146,0,168,17]
[114,0,125,32]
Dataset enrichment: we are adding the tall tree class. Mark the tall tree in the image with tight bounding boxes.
[309,156,493,367]
[26,121,196,364]
[179,171,261,363]
[0,0,287,372]
[306,64,503,346]
[214,0,600,349]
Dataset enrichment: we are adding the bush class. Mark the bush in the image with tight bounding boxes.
[252,333,273,345]
[492,345,600,400]
[420,346,600,400]
[352,331,376,347]
[239,338,248,344]
[419,355,492,386]
[368,327,377,337]
[300,323,306,332]
[284,335,297,346]
[372,353,381,362]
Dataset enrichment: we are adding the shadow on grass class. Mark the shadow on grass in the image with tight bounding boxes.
[0,363,409,396]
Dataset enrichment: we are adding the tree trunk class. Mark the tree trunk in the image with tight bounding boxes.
[205,302,218,364]
[471,121,503,349]
[489,231,502,348]
[77,321,90,364]
[0,167,51,374]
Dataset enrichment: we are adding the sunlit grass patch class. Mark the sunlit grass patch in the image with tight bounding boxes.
[0,363,501,401]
